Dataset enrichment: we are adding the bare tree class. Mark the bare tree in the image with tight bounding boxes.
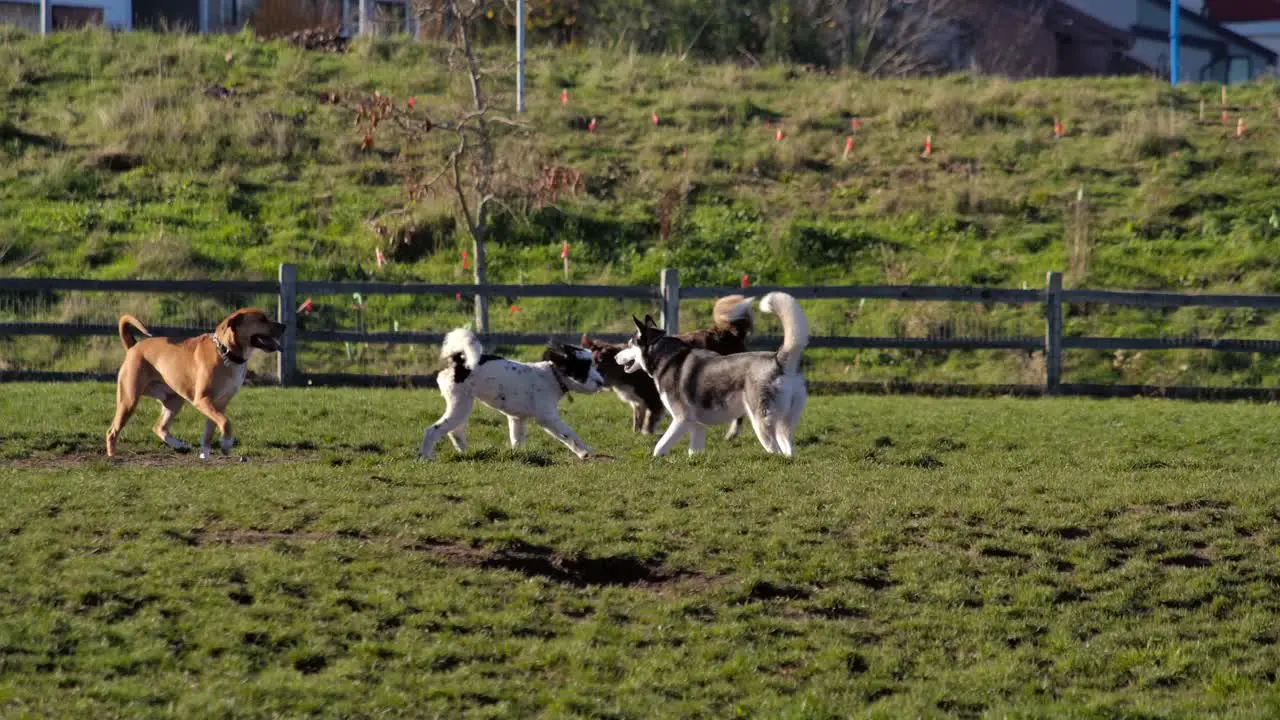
[845,0,970,76]
[963,0,1052,77]
[350,0,524,332]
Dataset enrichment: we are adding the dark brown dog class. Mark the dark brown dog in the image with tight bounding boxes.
[582,295,753,435]
[106,308,286,459]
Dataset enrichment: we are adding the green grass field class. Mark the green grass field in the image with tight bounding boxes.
[3,383,1280,717]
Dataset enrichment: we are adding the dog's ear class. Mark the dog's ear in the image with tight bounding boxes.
[644,314,657,329]
[632,316,647,335]
[543,347,567,364]
[217,309,246,338]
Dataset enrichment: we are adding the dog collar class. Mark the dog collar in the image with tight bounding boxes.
[550,367,574,402]
[209,333,246,365]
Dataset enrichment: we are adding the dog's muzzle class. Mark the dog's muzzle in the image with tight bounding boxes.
[251,323,287,353]
[251,336,281,352]
[615,346,642,374]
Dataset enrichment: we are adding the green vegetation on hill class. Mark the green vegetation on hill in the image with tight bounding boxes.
[5,28,1280,386]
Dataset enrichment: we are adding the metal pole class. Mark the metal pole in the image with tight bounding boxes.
[515,0,526,113]
[40,0,50,35]
[1170,1,1180,86]
[358,0,369,36]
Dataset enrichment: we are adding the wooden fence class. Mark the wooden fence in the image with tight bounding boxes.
[6,266,1280,399]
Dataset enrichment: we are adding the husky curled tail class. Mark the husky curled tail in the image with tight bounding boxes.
[759,292,809,374]
[441,328,484,380]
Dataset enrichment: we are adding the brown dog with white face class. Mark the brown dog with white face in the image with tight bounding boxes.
[105,308,286,459]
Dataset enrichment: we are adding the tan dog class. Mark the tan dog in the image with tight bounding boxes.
[106,308,286,459]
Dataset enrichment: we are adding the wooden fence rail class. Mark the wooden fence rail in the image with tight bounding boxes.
[5,267,1280,398]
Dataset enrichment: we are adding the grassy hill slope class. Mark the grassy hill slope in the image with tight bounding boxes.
[5,28,1280,385]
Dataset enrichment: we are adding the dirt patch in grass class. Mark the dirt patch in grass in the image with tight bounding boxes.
[200,529,345,545]
[1159,553,1214,569]
[413,537,703,590]
[737,580,812,603]
[978,545,1031,561]
[1050,526,1092,540]
[188,529,709,591]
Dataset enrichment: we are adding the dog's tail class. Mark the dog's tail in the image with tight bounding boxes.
[441,327,483,370]
[713,294,754,337]
[760,292,808,374]
[118,315,151,351]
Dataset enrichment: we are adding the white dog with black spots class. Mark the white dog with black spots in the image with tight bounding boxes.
[418,328,605,459]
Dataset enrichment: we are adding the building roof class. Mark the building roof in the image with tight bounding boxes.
[1206,0,1280,22]
[1047,1,1137,47]
[1149,0,1279,59]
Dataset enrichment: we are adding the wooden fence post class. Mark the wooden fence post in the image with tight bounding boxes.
[660,268,679,335]
[278,263,298,387]
[1045,270,1063,394]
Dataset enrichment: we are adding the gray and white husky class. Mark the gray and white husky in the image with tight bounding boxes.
[615,292,810,458]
